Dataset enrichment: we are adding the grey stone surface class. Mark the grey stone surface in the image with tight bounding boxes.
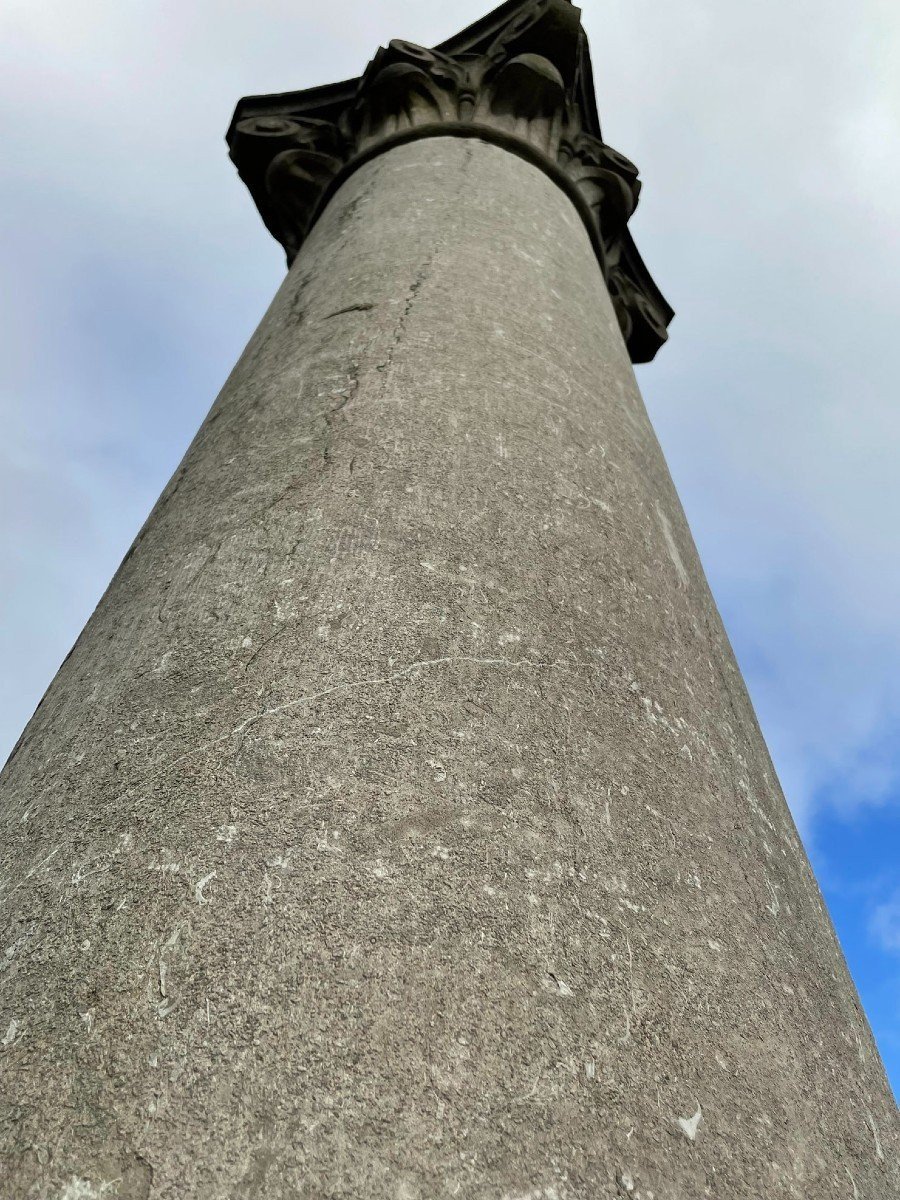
[0,137,896,1198]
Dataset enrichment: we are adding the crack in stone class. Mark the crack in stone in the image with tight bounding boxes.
[320,139,475,466]
[373,256,433,391]
[323,303,375,319]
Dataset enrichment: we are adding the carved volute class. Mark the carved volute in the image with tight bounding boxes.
[227,0,673,362]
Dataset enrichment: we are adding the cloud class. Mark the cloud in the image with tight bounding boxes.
[871,894,900,955]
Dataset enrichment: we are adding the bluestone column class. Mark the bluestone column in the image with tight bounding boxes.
[1,3,897,1198]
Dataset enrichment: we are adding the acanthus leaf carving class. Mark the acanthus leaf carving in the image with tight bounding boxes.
[481,53,567,157]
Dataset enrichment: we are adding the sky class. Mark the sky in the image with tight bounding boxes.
[1,0,899,1093]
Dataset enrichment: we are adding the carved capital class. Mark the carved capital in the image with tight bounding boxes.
[228,0,673,362]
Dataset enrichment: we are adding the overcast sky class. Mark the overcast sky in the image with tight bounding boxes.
[2,0,899,1090]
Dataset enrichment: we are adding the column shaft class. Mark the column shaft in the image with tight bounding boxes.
[1,137,896,1199]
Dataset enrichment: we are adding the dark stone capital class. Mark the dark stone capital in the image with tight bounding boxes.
[227,0,673,362]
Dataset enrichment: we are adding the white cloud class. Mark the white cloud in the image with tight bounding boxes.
[871,894,900,955]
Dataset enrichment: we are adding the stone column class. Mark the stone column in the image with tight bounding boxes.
[1,3,896,1198]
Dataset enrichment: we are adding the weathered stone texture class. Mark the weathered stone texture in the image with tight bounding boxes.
[1,138,896,1198]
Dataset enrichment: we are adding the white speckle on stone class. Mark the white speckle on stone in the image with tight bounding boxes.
[373,864,389,879]
[765,876,781,918]
[2,1019,20,1046]
[428,759,447,782]
[584,1060,596,1079]
[194,870,216,905]
[498,632,521,645]
[316,830,344,856]
[241,636,253,649]
[676,1104,703,1141]
[164,925,183,951]
[866,1111,884,1161]
[430,845,450,860]
[216,824,237,844]
[153,649,174,674]
[707,939,722,952]
[59,1178,119,1199]
[714,1052,728,1070]
[543,973,573,997]
[617,1170,635,1194]
[679,743,693,762]
[656,503,689,586]
[149,859,180,875]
